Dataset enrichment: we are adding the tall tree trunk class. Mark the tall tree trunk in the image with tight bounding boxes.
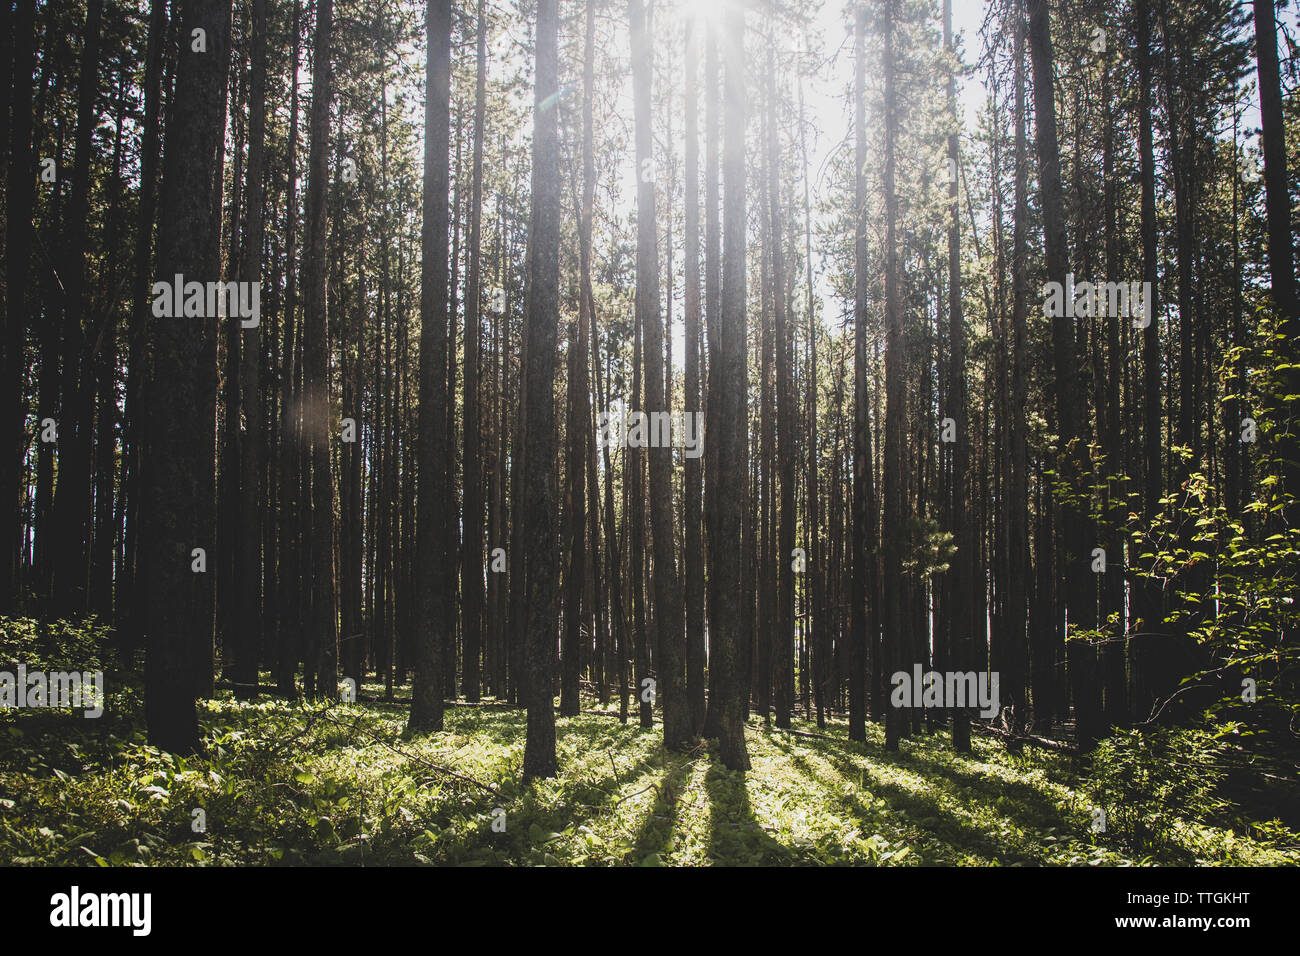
[1009,3,1031,733]
[520,0,561,778]
[849,2,876,744]
[701,18,724,740]
[1027,0,1099,748]
[52,0,105,616]
[1252,0,1299,528]
[90,70,130,626]
[560,298,585,717]
[144,0,232,754]
[769,46,795,731]
[122,0,169,644]
[629,0,691,749]
[944,0,972,752]
[630,0,689,751]
[1132,0,1164,716]
[708,0,750,770]
[1,0,38,613]
[683,13,706,736]
[578,1,608,709]
[462,0,488,703]
[276,0,303,698]
[303,0,337,699]
[881,0,906,753]
[411,0,452,731]
[233,0,267,697]
[798,70,825,729]
[757,96,775,725]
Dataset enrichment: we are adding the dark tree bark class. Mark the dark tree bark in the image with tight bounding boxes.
[303,0,338,700]
[233,0,268,698]
[276,0,303,699]
[708,0,750,771]
[881,0,906,753]
[52,0,105,616]
[798,70,825,729]
[411,0,452,731]
[701,19,723,740]
[1027,0,1099,749]
[121,0,169,644]
[630,0,689,751]
[462,0,488,704]
[520,0,561,779]
[1252,0,1299,527]
[683,14,706,736]
[629,275,650,728]
[560,303,585,717]
[758,123,775,725]
[1009,3,1031,734]
[769,45,795,732]
[1,0,38,613]
[579,0,608,709]
[943,0,972,753]
[849,2,875,744]
[144,0,232,754]
[90,69,129,625]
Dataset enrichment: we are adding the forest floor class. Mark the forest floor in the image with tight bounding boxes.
[2,675,1298,866]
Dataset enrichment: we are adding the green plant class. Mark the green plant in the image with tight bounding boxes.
[1086,725,1231,854]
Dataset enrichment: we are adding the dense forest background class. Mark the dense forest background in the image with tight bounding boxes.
[1,0,1298,866]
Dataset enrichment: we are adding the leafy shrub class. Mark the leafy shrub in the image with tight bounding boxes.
[1086,724,1231,854]
[0,617,112,673]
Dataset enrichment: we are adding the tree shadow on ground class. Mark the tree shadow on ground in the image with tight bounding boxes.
[628,754,698,860]
[768,725,1082,836]
[814,745,1062,863]
[704,754,794,865]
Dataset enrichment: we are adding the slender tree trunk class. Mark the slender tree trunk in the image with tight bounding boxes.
[233,0,267,697]
[1,0,38,613]
[701,19,723,740]
[630,0,688,750]
[411,0,452,731]
[520,0,562,778]
[1010,3,1031,733]
[1131,0,1164,717]
[1253,0,1299,528]
[121,0,169,645]
[709,0,750,770]
[89,69,128,625]
[578,1,608,708]
[52,0,104,616]
[561,297,585,717]
[144,0,232,754]
[758,97,775,725]
[462,0,488,703]
[769,45,795,731]
[276,0,303,698]
[1027,0,1099,748]
[881,0,906,753]
[303,0,338,700]
[944,0,972,752]
[849,2,875,744]
[798,71,825,729]
[683,13,706,736]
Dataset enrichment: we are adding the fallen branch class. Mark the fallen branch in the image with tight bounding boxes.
[970,721,1076,754]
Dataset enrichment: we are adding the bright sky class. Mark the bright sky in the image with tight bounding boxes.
[638,0,993,368]
[392,0,1287,376]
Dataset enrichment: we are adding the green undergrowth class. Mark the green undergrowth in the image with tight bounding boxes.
[1,678,1296,866]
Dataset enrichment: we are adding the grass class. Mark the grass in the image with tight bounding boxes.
[1,678,1296,866]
